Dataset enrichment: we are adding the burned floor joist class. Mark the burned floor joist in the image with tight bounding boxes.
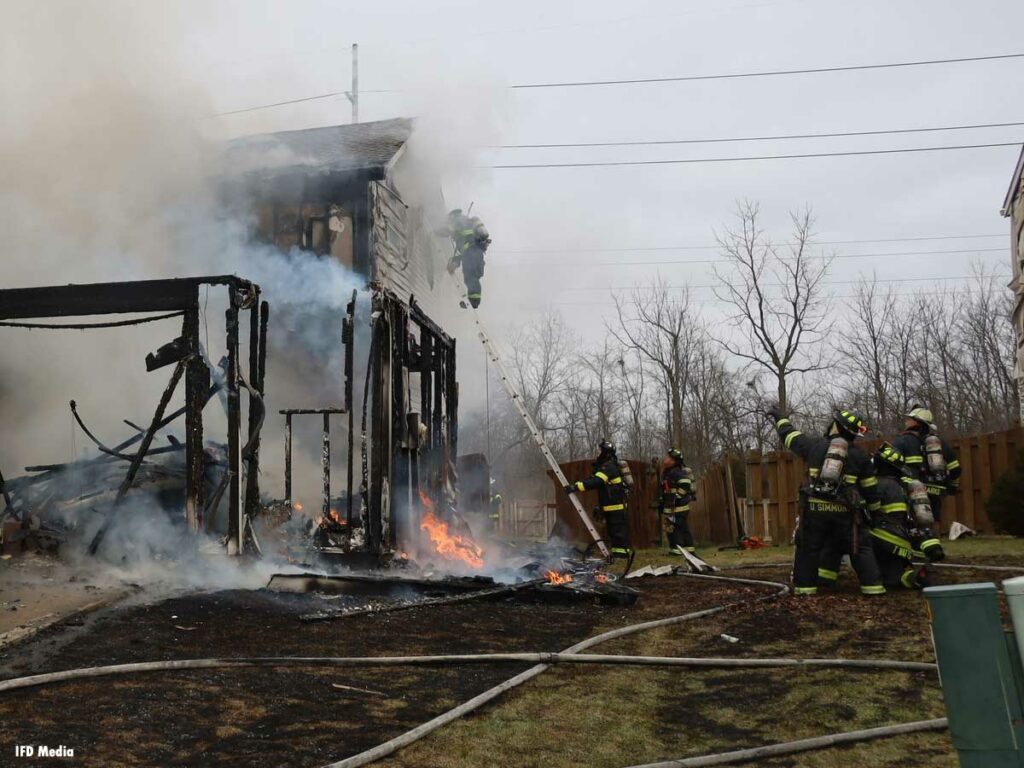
[0,275,266,556]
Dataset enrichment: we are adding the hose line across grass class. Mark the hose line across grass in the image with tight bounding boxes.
[0,653,936,694]
[0,571,951,767]
[624,718,950,768]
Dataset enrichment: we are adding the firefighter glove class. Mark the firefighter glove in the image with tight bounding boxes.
[765,405,785,423]
[564,484,576,495]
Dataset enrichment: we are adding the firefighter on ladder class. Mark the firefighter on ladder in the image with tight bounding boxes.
[443,209,491,309]
[767,406,886,596]
[892,405,960,532]
[565,440,632,561]
[660,448,696,556]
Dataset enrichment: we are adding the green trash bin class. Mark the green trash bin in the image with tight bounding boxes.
[925,582,1024,768]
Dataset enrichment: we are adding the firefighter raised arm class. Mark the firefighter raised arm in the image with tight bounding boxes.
[766,407,885,597]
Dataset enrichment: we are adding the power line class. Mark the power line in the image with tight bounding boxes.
[495,233,1005,254]
[510,53,1024,90]
[487,142,1022,169]
[498,121,1024,149]
[545,287,1004,308]
[561,274,1011,293]
[492,247,1007,269]
[212,52,1024,117]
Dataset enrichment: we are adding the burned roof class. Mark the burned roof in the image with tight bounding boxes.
[223,117,412,177]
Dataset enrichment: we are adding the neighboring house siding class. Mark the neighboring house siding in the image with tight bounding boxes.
[1013,184,1024,422]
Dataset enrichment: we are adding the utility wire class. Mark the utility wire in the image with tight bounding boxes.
[498,121,1024,149]
[493,247,1007,268]
[213,52,1024,116]
[487,142,1022,169]
[560,273,1011,293]
[545,287,1008,309]
[511,53,1024,89]
[495,233,1005,254]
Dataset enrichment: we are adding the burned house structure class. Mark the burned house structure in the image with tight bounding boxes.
[224,118,460,564]
[0,276,267,557]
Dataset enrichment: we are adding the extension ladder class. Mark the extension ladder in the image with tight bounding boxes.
[445,272,611,559]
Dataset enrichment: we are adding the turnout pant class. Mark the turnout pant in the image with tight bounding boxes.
[460,248,485,308]
[605,510,632,558]
[666,512,694,550]
[794,508,884,595]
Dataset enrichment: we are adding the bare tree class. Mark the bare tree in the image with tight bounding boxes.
[611,278,702,447]
[713,201,832,411]
[836,276,898,430]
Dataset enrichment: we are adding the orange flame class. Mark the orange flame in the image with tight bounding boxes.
[418,490,484,569]
[545,570,574,585]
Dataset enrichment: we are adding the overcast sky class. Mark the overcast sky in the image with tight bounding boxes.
[192,0,1024,347]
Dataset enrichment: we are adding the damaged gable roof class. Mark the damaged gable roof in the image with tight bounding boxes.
[223,117,413,177]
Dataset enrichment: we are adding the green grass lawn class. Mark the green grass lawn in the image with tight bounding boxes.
[377,536,1024,768]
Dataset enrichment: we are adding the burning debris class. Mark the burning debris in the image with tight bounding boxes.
[417,491,485,570]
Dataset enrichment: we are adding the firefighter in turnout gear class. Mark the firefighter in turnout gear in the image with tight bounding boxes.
[565,440,631,559]
[767,407,885,596]
[868,442,945,588]
[892,406,960,528]
[660,448,696,556]
[444,209,491,309]
[818,443,945,590]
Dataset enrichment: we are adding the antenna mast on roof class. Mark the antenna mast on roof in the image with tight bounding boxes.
[346,44,359,124]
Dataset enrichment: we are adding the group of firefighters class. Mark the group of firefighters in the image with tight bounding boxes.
[445,211,964,596]
[769,405,959,595]
[559,404,959,596]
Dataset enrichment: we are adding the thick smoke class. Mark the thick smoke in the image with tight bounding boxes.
[0,2,512,587]
[0,2,369,585]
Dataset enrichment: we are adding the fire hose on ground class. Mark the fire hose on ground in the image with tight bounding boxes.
[0,571,962,767]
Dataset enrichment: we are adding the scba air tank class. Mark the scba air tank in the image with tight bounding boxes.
[924,434,947,480]
[817,437,849,494]
[908,480,934,526]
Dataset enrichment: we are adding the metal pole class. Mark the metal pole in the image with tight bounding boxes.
[323,412,331,519]
[351,44,359,124]
[284,413,293,513]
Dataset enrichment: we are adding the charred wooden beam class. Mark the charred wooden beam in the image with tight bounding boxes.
[283,413,293,512]
[183,303,206,533]
[244,293,263,528]
[0,276,254,319]
[225,302,242,554]
[145,336,189,372]
[278,408,348,415]
[344,290,356,531]
[88,357,189,556]
[322,412,331,520]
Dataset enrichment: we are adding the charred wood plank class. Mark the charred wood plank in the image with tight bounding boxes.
[87,358,189,556]
[0,276,253,319]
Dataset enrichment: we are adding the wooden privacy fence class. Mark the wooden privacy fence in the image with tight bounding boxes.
[744,426,1024,542]
[545,458,744,549]
[496,499,557,540]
